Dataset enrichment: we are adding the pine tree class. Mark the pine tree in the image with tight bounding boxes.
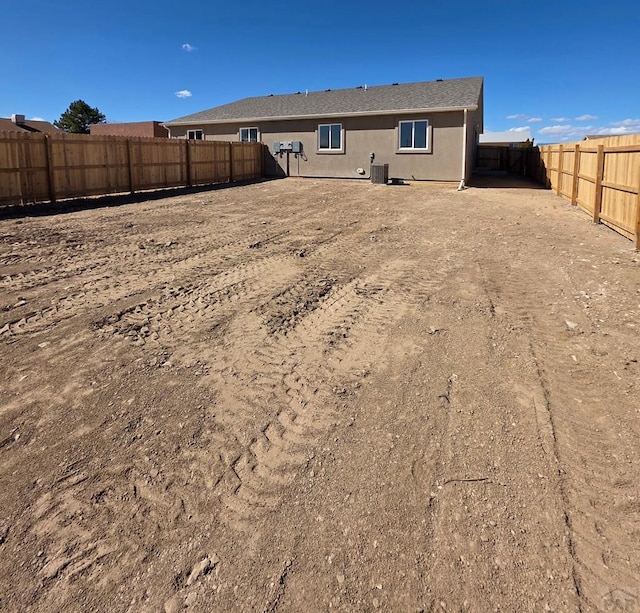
[54,100,106,134]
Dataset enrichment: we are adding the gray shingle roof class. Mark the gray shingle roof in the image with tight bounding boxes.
[166,76,483,125]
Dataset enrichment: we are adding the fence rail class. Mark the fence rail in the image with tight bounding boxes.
[0,131,264,208]
[537,140,640,249]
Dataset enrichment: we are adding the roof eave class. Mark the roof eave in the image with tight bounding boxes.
[164,105,478,127]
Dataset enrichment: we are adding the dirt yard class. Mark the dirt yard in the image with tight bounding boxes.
[0,177,638,612]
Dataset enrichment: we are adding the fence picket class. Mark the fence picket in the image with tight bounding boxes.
[537,135,640,247]
[593,145,605,224]
[0,131,264,207]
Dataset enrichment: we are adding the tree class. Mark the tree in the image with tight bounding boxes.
[54,100,106,134]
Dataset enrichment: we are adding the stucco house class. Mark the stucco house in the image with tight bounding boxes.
[164,76,483,185]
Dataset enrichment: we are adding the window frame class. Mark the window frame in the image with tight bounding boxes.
[239,127,260,143]
[397,119,432,153]
[317,123,344,153]
[187,129,204,140]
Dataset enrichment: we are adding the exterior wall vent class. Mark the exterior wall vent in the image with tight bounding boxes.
[370,163,389,185]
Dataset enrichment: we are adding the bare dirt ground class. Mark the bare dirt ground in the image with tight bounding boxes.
[0,177,638,612]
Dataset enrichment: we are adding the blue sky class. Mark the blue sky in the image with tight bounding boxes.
[2,0,639,143]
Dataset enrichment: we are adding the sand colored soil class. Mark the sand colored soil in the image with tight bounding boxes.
[1,177,638,612]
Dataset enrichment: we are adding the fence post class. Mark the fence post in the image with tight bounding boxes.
[546,148,552,188]
[126,138,135,194]
[635,176,640,250]
[556,145,563,195]
[570,143,580,205]
[593,145,605,224]
[228,142,234,183]
[185,140,192,187]
[17,134,28,205]
[44,134,57,204]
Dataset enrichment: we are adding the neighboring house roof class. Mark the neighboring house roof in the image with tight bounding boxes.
[0,116,59,134]
[479,129,532,144]
[165,76,483,125]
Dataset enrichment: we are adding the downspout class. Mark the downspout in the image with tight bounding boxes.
[458,108,468,191]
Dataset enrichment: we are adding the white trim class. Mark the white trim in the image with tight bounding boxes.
[239,126,260,143]
[165,105,478,127]
[186,129,204,140]
[398,119,429,151]
[317,123,343,152]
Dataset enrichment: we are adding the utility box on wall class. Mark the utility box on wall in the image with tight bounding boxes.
[273,141,302,154]
[371,163,389,185]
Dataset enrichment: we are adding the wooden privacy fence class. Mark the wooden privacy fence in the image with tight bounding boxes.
[476,145,535,175]
[537,137,640,249]
[0,131,264,207]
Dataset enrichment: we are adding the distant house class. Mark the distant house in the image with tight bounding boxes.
[0,114,59,134]
[479,129,533,147]
[164,76,484,184]
[90,121,168,138]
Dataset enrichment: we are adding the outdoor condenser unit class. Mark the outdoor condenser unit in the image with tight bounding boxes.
[370,163,389,185]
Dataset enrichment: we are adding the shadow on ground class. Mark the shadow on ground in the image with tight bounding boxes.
[0,177,283,220]
[469,172,547,190]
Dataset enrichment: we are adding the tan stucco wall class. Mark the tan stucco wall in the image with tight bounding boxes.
[168,111,468,181]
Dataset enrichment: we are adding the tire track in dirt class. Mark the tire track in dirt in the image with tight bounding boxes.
[482,256,640,611]
[0,229,296,339]
[0,209,362,340]
[5,179,636,612]
[213,280,382,531]
[208,264,412,534]
[1,223,324,604]
[90,221,372,363]
[414,286,582,611]
[95,253,298,350]
[208,221,461,538]
[38,232,383,572]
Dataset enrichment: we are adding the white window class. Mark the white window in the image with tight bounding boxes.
[240,127,259,142]
[187,129,203,140]
[398,120,429,150]
[318,124,342,151]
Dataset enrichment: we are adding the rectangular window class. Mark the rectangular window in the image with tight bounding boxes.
[318,123,342,151]
[398,120,429,150]
[187,129,203,140]
[240,127,259,142]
